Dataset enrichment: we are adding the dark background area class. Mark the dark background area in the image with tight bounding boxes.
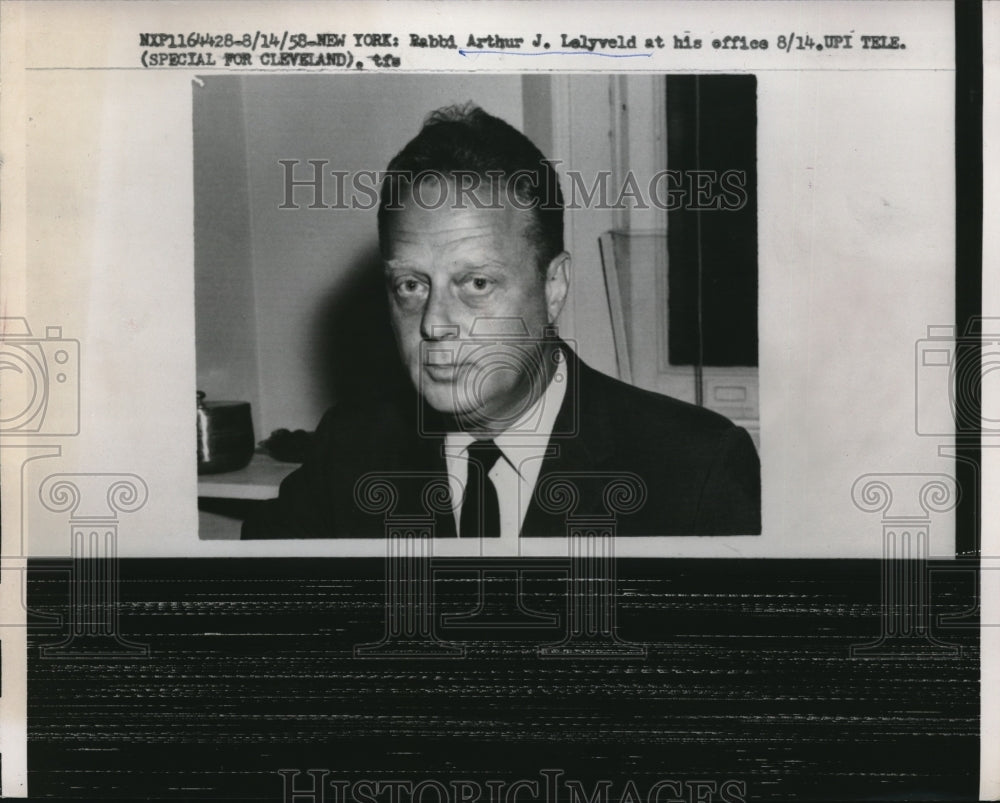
[667,75,758,368]
[27,558,978,802]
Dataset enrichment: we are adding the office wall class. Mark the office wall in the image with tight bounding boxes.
[193,78,260,422]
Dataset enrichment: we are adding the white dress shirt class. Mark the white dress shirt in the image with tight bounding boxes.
[444,355,568,549]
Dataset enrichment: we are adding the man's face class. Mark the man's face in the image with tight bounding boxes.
[382,177,569,429]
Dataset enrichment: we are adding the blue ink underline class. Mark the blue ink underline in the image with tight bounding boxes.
[458,49,653,59]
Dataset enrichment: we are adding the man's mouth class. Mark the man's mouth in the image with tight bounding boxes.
[422,346,457,379]
[422,362,457,381]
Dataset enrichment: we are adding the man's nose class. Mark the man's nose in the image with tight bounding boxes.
[420,287,459,340]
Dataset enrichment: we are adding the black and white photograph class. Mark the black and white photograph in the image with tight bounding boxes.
[0,1,995,800]
[193,74,762,543]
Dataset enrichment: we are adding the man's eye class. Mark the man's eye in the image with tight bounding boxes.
[463,276,495,294]
[394,278,427,297]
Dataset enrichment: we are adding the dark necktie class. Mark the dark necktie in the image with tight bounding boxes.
[459,439,503,539]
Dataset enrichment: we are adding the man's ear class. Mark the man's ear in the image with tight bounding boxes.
[544,251,571,324]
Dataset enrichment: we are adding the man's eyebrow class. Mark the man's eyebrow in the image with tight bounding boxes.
[384,257,508,272]
[442,230,495,246]
[383,260,417,272]
[455,257,507,271]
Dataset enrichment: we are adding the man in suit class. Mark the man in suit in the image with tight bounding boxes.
[242,104,760,540]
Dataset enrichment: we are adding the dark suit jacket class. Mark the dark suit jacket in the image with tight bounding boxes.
[242,348,760,538]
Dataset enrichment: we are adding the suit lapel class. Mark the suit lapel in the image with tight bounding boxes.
[520,347,616,535]
[415,407,458,539]
[378,394,458,538]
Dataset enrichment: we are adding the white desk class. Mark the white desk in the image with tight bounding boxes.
[198,452,298,500]
[198,453,298,539]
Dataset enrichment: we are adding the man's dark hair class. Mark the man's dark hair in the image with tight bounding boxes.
[377,103,564,272]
